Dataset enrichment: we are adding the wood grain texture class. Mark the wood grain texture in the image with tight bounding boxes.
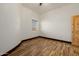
[72,16,79,46]
[8,38,79,56]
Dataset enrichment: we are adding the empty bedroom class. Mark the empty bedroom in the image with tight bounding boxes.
[0,3,79,56]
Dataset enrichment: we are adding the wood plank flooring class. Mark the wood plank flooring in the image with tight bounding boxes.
[8,38,79,56]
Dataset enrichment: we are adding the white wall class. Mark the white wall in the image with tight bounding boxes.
[21,6,39,40]
[0,4,21,55]
[40,4,79,42]
[0,4,39,55]
[1,3,79,55]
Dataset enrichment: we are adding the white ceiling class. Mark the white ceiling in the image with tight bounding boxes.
[22,3,70,14]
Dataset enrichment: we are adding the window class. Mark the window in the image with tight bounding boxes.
[32,19,38,31]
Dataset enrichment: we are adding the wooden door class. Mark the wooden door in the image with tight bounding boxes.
[72,16,79,46]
